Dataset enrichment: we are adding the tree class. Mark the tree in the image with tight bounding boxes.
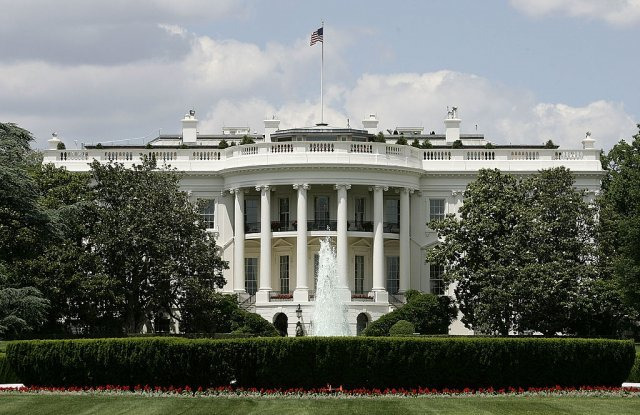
[87,159,228,333]
[427,168,600,335]
[362,291,456,336]
[240,135,254,145]
[218,139,229,149]
[395,135,408,145]
[411,138,421,148]
[599,125,640,320]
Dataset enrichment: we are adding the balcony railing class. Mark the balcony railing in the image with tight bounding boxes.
[244,222,260,234]
[46,142,601,174]
[307,220,337,231]
[271,221,295,232]
[383,222,400,234]
[349,221,373,232]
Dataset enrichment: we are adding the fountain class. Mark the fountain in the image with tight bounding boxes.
[311,237,351,336]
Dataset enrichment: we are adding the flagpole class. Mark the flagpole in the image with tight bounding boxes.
[321,21,324,125]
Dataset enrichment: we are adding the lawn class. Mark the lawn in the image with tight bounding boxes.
[1,394,640,415]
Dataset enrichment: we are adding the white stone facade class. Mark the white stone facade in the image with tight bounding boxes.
[44,112,603,336]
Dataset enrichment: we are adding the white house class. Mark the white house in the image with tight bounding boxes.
[44,108,603,336]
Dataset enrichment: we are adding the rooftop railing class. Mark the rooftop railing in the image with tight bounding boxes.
[45,142,601,172]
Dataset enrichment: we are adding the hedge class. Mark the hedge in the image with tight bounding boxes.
[628,352,640,382]
[6,337,635,389]
[0,353,19,383]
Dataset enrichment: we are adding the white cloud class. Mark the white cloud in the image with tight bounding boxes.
[510,0,640,26]
[0,24,635,151]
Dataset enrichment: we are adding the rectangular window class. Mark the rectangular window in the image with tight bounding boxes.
[354,255,365,294]
[386,256,400,295]
[315,195,330,228]
[384,199,400,233]
[244,198,259,233]
[429,199,445,222]
[280,255,290,294]
[429,263,445,295]
[200,199,215,229]
[355,197,366,228]
[279,197,290,230]
[245,257,258,295]
[314,253,319,290]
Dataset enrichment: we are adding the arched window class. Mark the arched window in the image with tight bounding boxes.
[273,313,288,337]
[356,313,369,335]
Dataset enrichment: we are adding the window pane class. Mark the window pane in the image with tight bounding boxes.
[354,255,365,294]
[384,199,400,224]
[245,257,258,295]
[280,255,290,294]
[429,263,445,295]
[315,196,329,223]
[200,199,215,229]
[386,256,399,295]
[429,199,445,222]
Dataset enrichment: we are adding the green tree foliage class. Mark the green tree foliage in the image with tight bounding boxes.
[0,281,49,339]
[599,126,640,319]
[395,135,408,145]
[218,139,229,149]
[411,138,421,148]
[388,320,415,336]
[362,291,456,336]
[421,139,433,149]
[428,168,604,335]
[452,139,463,148]
[87,159,228,333]
[239,135,254,145]
[180,291,277,336]
[372,132,386,143]
[0,123,52,264]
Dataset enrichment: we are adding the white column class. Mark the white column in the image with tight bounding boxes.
[258,185,272,296]
[335,184,350,290]
[294,184,309,302]
[372,186,387,300]
[399,188,411,293]
[232,188,245,293]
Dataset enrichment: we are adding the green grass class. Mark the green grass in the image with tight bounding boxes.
[1,395,640,415]
[0,342,7,353]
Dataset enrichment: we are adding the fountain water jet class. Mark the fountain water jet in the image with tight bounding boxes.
[311,237,350,336]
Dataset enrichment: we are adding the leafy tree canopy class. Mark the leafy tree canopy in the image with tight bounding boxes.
[599,125,640,318]
[427,168,610,336]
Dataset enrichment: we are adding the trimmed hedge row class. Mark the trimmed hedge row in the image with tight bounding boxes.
[6,337,635,389]
[0,353,19,383]
[628,352,640,382]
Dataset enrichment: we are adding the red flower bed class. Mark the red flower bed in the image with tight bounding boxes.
[2,384,640,397]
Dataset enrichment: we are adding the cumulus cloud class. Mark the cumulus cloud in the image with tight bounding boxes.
[510,0,640,26]
[0,11,635,151]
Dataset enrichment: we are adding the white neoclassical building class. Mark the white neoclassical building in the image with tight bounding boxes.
[44,108,603,336]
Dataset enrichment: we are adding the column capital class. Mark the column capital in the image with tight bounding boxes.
[255,184,270,192]
[334,184,352,190]
[369,185,388,192]
[400,187,417,194]
[293,183,310,190]
[229,187,245,195]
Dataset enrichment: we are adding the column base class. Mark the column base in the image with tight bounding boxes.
[293,289,309,302]
[372,290,389,303]
[255,290,271,303]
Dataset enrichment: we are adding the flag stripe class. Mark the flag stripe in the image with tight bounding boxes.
[310,27,323,46]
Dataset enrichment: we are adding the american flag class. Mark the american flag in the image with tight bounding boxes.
[310,27,323,46]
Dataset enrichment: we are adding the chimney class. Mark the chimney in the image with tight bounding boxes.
[48,132,62,150]
[182,110,198,144]
[582,131,596,149]
[362,114,379,135]
[444,106,461,144]
[264,116,280,143]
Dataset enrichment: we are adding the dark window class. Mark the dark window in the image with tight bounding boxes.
[280,255,290,294]
[429,199,445,222]
[200,199,215,229]
[354,255,365,294]
[245,258,258,295]
[386,256,400,294]
[429,263,445,295]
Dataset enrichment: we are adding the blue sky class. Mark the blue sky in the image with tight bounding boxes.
[1,0,638,150]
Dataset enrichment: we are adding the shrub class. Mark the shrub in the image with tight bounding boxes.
[0,353,19,383]
[421,139,433,149]
[218,139,229,149]
[411,138,421,148]
[628,352,640,382]
[231,310,279,337]
[56,142,66,150]
[7,337,634,389]
[389,320,414,336]
[452,139,463,148]
[240,135,255,145]
[395,136,408,145]
[362,291,456,336]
